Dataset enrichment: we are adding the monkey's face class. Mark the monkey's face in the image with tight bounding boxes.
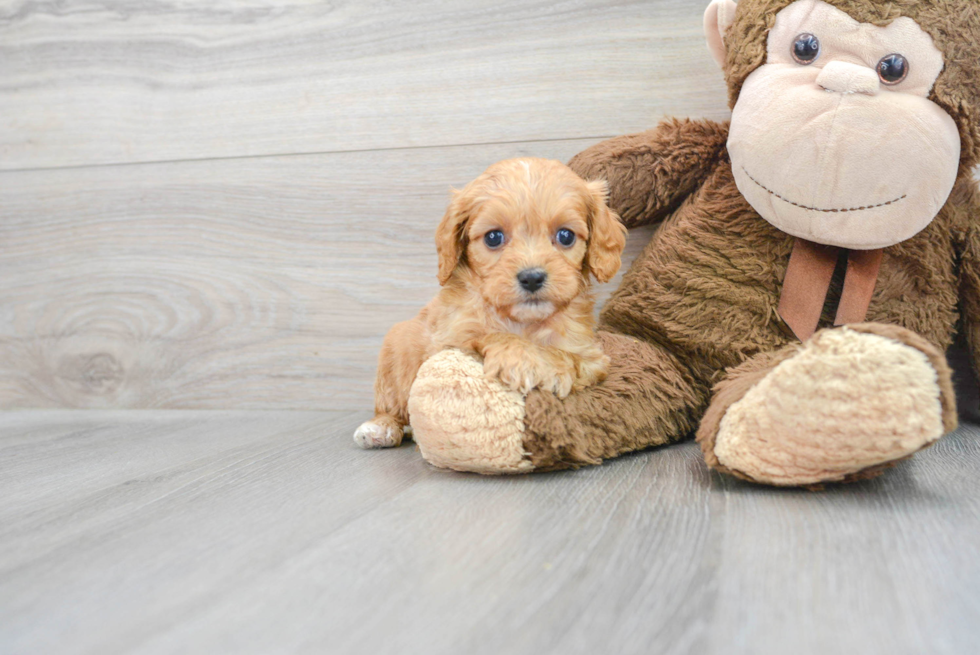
[726,0,961,250]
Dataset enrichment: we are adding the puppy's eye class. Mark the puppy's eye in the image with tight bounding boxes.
[791,33,820,65]
[483,230,505,249]
[555,228,576,247]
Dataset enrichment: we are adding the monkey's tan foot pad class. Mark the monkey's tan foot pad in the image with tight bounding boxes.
[697,325,957,487]
[408,349,534,474]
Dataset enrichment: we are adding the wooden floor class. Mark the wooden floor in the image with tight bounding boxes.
[2,408,979,655]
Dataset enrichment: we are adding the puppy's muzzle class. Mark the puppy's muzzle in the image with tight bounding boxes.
[517,268,547,293]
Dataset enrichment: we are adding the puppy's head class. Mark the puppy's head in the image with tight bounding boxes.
[435,158,626,323]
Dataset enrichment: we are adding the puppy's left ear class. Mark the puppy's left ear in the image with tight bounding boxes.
[585,180,627,284]
[435,189,474,285]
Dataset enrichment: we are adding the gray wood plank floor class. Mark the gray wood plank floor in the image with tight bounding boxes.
[2,410,979,655]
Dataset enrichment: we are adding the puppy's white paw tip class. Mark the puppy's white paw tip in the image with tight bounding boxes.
[353,421,397,449]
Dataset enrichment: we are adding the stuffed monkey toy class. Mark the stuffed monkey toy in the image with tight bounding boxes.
[401,0,980,486]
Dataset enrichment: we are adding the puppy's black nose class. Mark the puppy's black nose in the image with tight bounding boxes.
[517,268,547,293]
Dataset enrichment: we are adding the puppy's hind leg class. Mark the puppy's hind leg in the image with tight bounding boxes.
[354,414,405,449]
[354,316,428,449]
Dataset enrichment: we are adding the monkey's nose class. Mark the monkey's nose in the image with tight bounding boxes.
[816,61,880,96]
[517,268,547,293]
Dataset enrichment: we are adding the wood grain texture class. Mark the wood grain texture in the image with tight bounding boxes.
[1,410,979,655]
[0,0,730,170]
[0,139,657,409]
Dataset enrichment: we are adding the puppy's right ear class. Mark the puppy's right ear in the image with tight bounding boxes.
[435,189,473,285]
[585,180,628,284]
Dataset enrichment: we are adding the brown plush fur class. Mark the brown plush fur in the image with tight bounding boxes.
[366,158,626,447]
[518,0,980,479]
[523,330,706,470]
[952,178,980,383]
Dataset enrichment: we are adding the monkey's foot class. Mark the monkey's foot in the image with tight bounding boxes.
[697,324,957,487]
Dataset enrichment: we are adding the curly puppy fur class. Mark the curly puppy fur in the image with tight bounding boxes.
[354,158,626,449]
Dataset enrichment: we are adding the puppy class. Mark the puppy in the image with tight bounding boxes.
[354,158,627,449]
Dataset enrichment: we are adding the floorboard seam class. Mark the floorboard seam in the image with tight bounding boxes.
[0,135,620,175]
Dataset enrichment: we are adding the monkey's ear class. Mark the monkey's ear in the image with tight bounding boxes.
[704,0,738,69]
[435,189,473,286]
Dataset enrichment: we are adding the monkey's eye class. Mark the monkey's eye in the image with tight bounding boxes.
[555,228,576,247]
[877,54,909,85]
[791,33,820,64]
[483,230,505,249]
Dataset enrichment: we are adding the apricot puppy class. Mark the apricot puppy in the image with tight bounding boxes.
[353,158,627,449]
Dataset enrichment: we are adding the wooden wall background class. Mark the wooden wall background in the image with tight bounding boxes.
[0,0,731,409]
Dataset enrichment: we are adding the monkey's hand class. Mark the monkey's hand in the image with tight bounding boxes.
[568,118,730,229]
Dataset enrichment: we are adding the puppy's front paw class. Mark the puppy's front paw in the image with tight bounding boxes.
[483,344,575,398]
[482,350,530,394]
[353,418,404,449]
[573,351,610,391]
[542,367,575,399]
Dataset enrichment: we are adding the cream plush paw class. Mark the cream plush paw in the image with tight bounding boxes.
[700,325,956,486]
[407,349,533,474]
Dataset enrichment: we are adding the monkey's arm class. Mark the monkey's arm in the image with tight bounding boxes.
[954,179,980,394]
[568,118,730,229]
[520,331,707,470]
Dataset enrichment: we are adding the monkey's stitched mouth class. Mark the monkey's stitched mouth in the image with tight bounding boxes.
[742,166,907,213]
